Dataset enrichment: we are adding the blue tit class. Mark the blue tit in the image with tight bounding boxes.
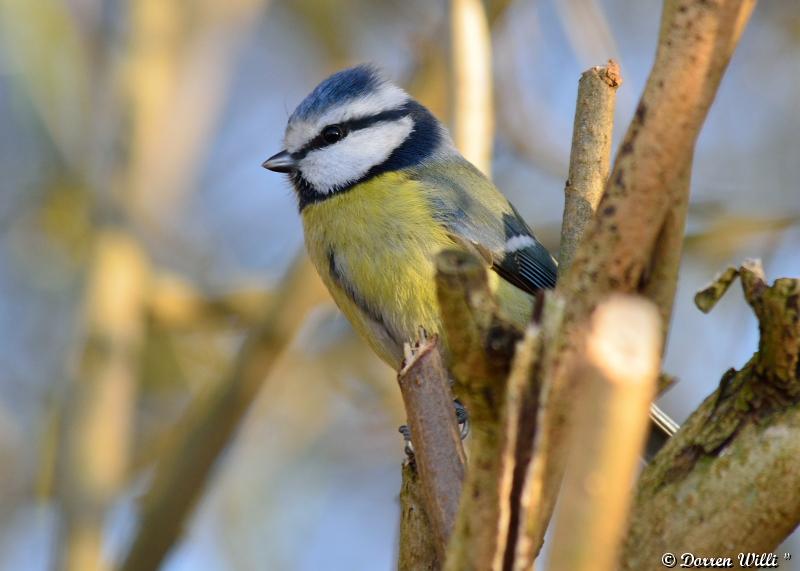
[263,64,556,369]
[263,64,677,453]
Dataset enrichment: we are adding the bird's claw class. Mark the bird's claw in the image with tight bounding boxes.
[398,424,414,460]
[454,399,470,440]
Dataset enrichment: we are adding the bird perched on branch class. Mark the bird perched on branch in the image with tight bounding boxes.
[263,64,556,368]
[263,64,675,451]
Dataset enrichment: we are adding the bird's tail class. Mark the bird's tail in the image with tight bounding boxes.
[644,403,680,462]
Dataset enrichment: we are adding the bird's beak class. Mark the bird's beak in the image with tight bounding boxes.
[262,149,298,173]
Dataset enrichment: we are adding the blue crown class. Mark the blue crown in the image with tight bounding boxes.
[290,64,385,122]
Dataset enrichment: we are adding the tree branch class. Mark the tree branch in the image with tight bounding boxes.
[435,249,522,571]
[547,296,660,571]
[398,459,442,571]
[621,261,800,568]
[397,335,466,559]
[641,160,692,339]
[559,60,621,272]
[58,231,149,571]
[517,1,757,562]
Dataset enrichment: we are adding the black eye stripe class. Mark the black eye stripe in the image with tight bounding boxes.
[291,104,413,160]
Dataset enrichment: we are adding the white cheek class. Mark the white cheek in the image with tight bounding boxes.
[300,117,414,193]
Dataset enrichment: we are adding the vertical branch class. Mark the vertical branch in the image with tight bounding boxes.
[451,0,494,175]
[512,60,621,570]
[397,336,466,559]
[642,160,693,339]
[497,325,542,571]
[559,61,621,271]
[512,295,565,571]
[58,231,149,571]
[435,250,522,571]
[546,296,660,571]
[516,1,756,564]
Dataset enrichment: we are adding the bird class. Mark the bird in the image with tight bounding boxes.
[263,64,675,452]
[263,64,556,367]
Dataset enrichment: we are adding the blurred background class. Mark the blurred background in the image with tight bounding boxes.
[0,0,798,569]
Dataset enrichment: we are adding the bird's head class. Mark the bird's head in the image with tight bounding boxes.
[263,64,454,208]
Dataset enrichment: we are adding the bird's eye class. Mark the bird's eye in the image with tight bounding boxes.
[322,125,345,144]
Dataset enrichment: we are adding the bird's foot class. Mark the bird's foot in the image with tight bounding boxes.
[454,398,470,440]
[398,424,414,460]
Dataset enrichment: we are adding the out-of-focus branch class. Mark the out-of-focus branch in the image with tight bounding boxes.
[0,0,90,167]
[553,0,621,72]
[621,261,800,568]
[642,156,692,340]
[398,460,441,571]
[126,0,266,226]
[451,0,494,175]
[57,231,149,571]
[397,335,466,558]
[547,296,660,571]
[516,1,756,563]
[435,249,522,571]
[559,60,621,271]
[146,273,274,327]
[120,255,327,571]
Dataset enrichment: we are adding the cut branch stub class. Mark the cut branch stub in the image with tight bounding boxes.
[559,59,621,272]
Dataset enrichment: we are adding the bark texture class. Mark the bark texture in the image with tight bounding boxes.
[559,60,621,272]
[435,250,523,571]
[621,261,800,569]
[397,335,466,558]
[517,1,757,563]
[399,460,441,571]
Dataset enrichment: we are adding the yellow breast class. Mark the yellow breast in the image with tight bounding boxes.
[301,171,454,367]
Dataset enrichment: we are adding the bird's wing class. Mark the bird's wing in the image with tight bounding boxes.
[414,158,558,294]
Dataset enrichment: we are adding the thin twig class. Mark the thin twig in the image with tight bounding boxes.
[547,296,660,571]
